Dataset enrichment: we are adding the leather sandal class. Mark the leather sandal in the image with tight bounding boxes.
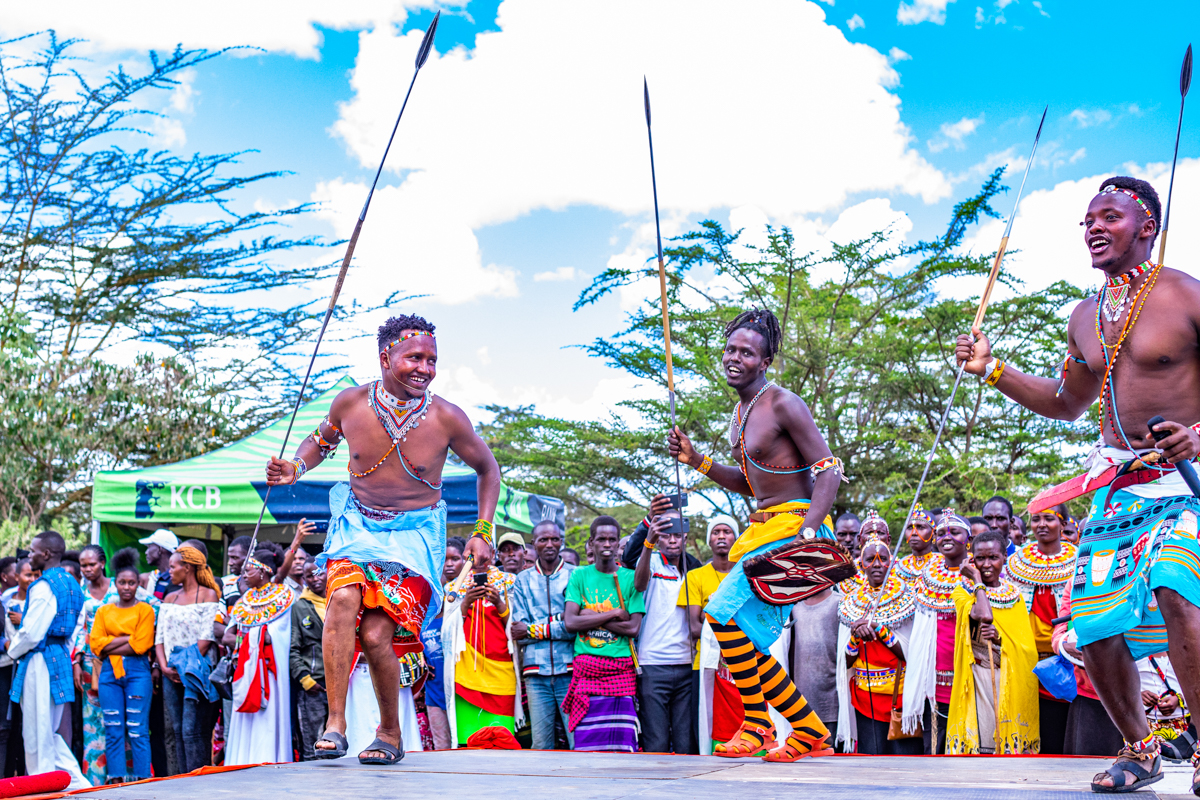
[714,721,775,758]
[1091,746,1163,794]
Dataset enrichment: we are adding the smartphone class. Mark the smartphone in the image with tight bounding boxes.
[472,572,487,586]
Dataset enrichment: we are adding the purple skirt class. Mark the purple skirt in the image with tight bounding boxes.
[570,695,638,752]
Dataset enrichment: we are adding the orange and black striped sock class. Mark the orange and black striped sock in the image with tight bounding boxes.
[708,618,771,731]
[756,653,830,746]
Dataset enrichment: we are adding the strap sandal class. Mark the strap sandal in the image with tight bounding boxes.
[1158,728,1197,763]
[762,732,834,763]
[1091,747,1163,794]
[715,721,775,758]
[313,730,349,760]
[359,736,405,766]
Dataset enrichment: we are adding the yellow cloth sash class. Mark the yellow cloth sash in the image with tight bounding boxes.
[945,585,1041,754]
[300,588,327,622]
[728,500,834,563]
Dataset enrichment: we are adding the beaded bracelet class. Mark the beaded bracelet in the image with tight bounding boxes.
[527,623,548,640]
[471,519,495,547]
[290,457,308,485]
[697,455,713,475]
[984,358,1006,387]
[1125,731,1159,755]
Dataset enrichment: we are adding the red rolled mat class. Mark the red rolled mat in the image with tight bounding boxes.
[0,770,70,798]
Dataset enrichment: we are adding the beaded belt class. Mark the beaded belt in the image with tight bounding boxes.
[749,509,803,524]
[935,669,955,687]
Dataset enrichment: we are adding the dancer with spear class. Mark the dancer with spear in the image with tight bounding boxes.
[955,47,1200,794]
[260,14,503,765]
[652,74,854,759]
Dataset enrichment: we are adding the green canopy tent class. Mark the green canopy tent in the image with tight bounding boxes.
[91,376,565,568]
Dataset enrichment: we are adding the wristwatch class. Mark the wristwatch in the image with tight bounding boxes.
[801,527,816,540]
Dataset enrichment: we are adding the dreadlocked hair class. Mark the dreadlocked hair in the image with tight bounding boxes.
[724,307,782,361]
[377,314,436,351]
[1099,176,1162,234]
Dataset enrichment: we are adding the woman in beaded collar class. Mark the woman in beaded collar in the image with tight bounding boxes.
[835,536,919,754]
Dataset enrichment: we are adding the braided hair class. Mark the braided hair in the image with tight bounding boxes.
[724,307,782,361]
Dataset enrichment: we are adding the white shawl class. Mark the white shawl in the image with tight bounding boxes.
[900,605,937,735]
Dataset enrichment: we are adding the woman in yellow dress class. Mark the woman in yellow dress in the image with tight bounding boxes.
[946,530,1040,754]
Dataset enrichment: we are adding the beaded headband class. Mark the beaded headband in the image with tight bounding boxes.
[908,502,933,527]
[860,508,889,535]
[382,330,436,352]
[1100,185,1154,218]
[935,507,970,533]
[245,556,271,574]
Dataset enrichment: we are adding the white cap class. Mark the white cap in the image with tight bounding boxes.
[707,515,741,538]
[138,528,179,553]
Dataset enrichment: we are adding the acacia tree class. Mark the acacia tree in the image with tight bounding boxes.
[483,170,1094,534]
[0,34,338,527]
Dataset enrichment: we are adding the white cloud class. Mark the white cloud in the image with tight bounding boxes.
[1033,0,1050,16]
[0,1,438,59]
[533,266,582,282]
[929,114,984,152]
[847,14,865,30]
[888,47,912,64]
[329,0,949,308]
[1070,108,1114,128]
[956,159,1200,306]
[898,0,955,25]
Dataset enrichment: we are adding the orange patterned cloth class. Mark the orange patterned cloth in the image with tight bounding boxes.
[325,558,434,636]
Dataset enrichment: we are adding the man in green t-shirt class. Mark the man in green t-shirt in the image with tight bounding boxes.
[562,516,644,752]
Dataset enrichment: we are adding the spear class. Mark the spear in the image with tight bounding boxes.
[247,12,441,555]
[1157,44,1192,268]
[886,106,1046,596]
[643,77,692,596]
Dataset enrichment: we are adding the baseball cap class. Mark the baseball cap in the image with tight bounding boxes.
[138,528,179,553]
[497,532,525,549]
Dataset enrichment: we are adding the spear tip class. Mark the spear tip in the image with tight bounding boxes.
[1034,105,1048,140]
[415,10,441,69]
[644,76,651,127]
[1182,43,1193,98]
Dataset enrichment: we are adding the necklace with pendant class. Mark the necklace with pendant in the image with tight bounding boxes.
[1100,260,1152,323]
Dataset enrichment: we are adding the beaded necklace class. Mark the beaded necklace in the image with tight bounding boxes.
[728,382,809,490]
[916,556,962,614]
[894,550,936,584]
[1100,261,1152,323]
[839,573,915,629]
[977,579,1021,610]
[1006,540,1076,588]
[1094,263,1161,447]
[350,381,442,489]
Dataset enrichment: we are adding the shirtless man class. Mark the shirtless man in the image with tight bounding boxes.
[668,307,844,762]
[955,176,1200,794]
[266,314,500,764]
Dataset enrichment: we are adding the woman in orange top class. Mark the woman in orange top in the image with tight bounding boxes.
[90,548,157,784]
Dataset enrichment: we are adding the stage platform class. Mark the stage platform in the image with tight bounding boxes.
[74,750,1197,800]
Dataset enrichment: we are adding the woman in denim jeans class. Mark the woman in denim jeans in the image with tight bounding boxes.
[91,549,157,784]
[154,545,222,773]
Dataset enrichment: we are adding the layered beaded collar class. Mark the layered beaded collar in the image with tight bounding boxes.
[916,555,963,614]
[1006,540,1077,588]
[839,573,915,628]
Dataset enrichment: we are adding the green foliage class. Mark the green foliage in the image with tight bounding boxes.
[484,170,1093,531]
[0,33,343,531]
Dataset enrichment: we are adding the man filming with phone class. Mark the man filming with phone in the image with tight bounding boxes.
[631,499,696,754]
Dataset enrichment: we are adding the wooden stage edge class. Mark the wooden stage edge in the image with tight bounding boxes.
[69,750,1198,800]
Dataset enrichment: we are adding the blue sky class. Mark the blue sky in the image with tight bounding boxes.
[9,0,1200,424]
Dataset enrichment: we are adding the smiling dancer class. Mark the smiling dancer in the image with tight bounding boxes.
[956,177,1200,794]
[668,308,846,762]
[266,314,501,764]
